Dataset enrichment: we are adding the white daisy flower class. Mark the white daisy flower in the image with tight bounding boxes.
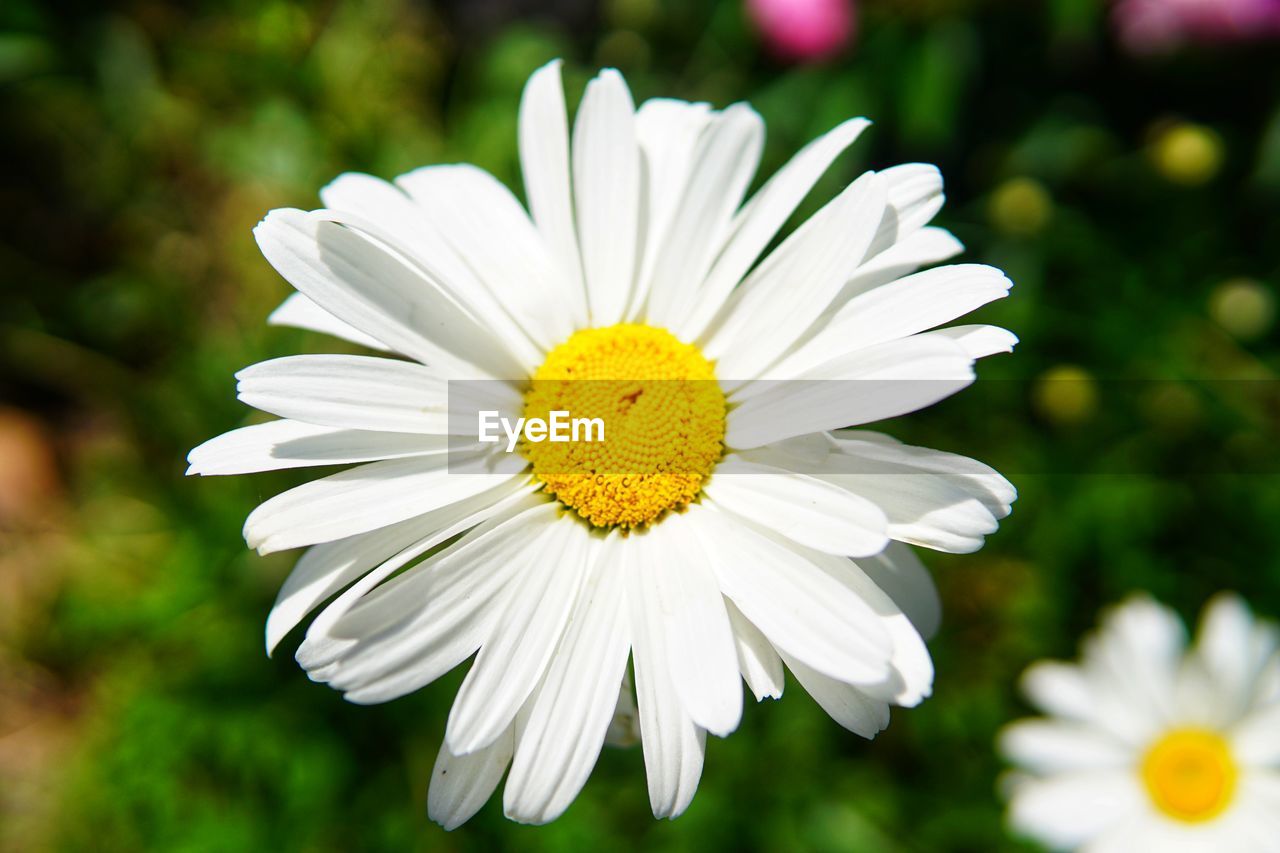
[1000,593,1280,852]
[189,60,1017,827]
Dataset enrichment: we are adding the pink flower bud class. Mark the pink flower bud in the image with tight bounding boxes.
[747,0,857,62]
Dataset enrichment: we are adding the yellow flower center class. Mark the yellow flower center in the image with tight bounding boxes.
[1141,728,1238,823]
[522,324,725,528]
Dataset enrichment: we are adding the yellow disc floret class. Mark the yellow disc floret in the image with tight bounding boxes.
[523,324,725,528]
[1141,728,1238,823]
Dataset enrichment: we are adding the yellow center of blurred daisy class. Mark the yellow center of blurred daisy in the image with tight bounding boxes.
[522,324,725,528]
[1141,728,1238,823]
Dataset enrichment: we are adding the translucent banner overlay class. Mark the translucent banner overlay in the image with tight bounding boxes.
[446,379,1280,475]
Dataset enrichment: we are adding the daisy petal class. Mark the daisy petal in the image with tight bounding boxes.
[782,652,890,738]
[706,171,888,380]
[814,552,934,707]
[318,172,447,268]
[573,69,641,326]
[519,59,587,321]
[679,117,871,341]
[428,727,514,831]
[254,209,524,380]
[304,495,552,700]
[856,542,941,640]
[840,226,964,299]
[395,164,576,350]
[864,163,943,260]
[630,98,713,315]
[626,530,707,819]
[503,535,630,824]
[725,335,976,449]
[831,435,1016,519]
[998,720,1133,774]
[236,355,449,434]
[704,456,889,557]
[1196,592,1280,720]
[690,504,892,685]
[446,515,594,755]
[267,292,389,351]
[929,324,1019,359]
[1007,771,1144,850]
[768,264,1012,379]
[725,600,785,701]
[646,513,744,736]
[642,104,764,328]
[243,451,523,554]
[186,420,446,476]
[264,511,450,656]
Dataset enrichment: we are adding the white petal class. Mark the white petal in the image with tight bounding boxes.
[999,719,1133,774]
[1087,595,1186,729]
[705,171,888,380]
[573,69,640,326]
[427,727,514,831]
[267,292,389,351]
[725,335,976,449]
[704,456,889,557]
[503,535,631,824]
[783,652,890,738]
[317,171,474,294]
[829,433,1017,520]
[1020,662,1102,722]
[253,209,524,380]
[1231,702,1280,765]
[1195,592,1279,723]
[814,552,934,707]
[641,104,764,327]
[519,59,587,323]
[725,600,785,701]
[187,419,446,476]
[626,528,706,819]
[293,484,542,671]
[856,542,941,640]
[304,495,552,701]
[446,515,594,754]
[1006,771,1145,850]
[818,463,1000,555]
[265,477,532,657]
[679,117,871,341]
[689,504,892,685]
[767,264,1012,380]
[931,324,1019,359]
[645,513,743,736]
[236,355,451,434]
[395,164,576,350]
[863,163,944,260]
[839,226,964,300]
[242,450,523,554]
[630,98,712,316]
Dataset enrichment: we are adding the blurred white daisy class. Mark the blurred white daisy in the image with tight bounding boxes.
[1000,593,1280,852]
[189,60,1016,827]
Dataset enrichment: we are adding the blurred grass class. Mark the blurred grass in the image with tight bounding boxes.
[1,0,1278,850]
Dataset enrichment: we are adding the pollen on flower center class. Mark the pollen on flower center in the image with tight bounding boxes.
[1141,728,1238,823]
[522,324,725,528]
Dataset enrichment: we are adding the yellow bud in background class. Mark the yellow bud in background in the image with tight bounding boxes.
[1033,365,1098,425]
[1209,278,1275,342]
[989,177,1052,237]
[1150,122,1223,186]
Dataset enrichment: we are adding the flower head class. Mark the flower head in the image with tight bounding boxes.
[1001,593,1280,850]
[189,61,1016,827]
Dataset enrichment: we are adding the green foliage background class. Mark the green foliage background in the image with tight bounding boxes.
[2,0,1279,850]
